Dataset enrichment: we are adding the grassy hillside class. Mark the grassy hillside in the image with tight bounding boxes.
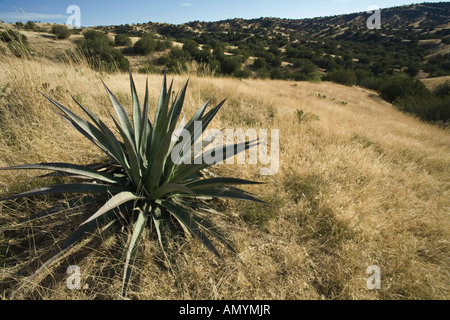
[0,51,448,299]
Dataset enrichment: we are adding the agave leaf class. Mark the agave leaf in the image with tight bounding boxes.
[72,96,130,171]
[186,177,263,190]
[152,75,171,145]
[102,81,134,142]
[42,93,119,162]
[80,191,142,226]
[110,115,142,185]
[129,71,142,150]
[158,200,223,260]
[121,204,150,298]
[151,78,174,155]
[192,215,237,256]
[150,183,194,199]
[145,122,179,191]
[167,80,189,130]
[0,163,121,184]
[184,100,210,131]
[153,72,168,127]
[166,99,227,177]
[139,78,152,161]
[152,207,176,272]
[0,184,126,202]
[171,139,258,184]
[185,186,265,204]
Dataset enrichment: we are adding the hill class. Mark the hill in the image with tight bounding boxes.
[0,49,449,299]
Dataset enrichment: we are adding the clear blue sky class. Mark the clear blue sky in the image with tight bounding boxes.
[0,0,446,26]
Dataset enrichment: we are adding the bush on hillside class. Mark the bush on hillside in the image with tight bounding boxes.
[51,24,71,40]
[379,74,429,103]
[395,94,450,122]
[0,29,30,57]
[134,34,157,55]
[328,69,357,86]
[115,34,132,46]
[80,30,129,72]
[434,81,450,98]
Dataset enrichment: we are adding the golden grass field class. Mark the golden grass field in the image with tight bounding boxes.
[0,47,449,300]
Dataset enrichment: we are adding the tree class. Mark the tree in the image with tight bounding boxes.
[328,69,357,86]
[51,24,71,40]
[24,21,37,31]
[115,34,132,46]
[253,58,267,70]
[80,30,129,72]
[220,57,241,75]
[379,74,429,103]
[134,34,156,55]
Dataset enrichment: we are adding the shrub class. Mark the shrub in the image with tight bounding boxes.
[220,57,242,75]
[434,81,450,98]
[395,94,450,122]
[115,34,132,46]
[379,74,429,103]
[51,24,71,40]
[24,21,37,31]
[0,29,27,43]
[0,29,30,57]
[235,69,251,79]
[360,76,384,91]
[0,73,262,298]
[270,69,285,80]
[155,39,172,51]
[80,30,129,72]
[134,34,157,55]
[253,58,267,70]
[328,69,357,86]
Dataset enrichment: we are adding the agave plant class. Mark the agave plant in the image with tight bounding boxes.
[0,72,262,297]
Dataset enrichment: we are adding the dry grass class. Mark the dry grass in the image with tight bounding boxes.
[422,75,450,90]
[0,50,449,300]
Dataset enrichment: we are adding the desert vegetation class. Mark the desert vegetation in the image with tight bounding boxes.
[0,40,448,300]
[0,2,449,300]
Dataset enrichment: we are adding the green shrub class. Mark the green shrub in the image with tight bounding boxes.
[379,74,429,103]
[235,69,251,79]
[328,69,357,86]
[395,94,450,122]
[115,34,132,46]
[270,69,285,80]
[24,21,37,31]
[80,30,129,72]
[0,29,27,43]
[360,76,384,91]
[434,81,450,98]
[51,24,71,40]
[134,34,157,55]
[220,57,242,75]
[0,29,30,57]
[155,39,172,51]
[253,58,267,70]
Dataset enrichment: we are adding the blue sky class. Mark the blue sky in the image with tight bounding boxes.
[0,0,446,26]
